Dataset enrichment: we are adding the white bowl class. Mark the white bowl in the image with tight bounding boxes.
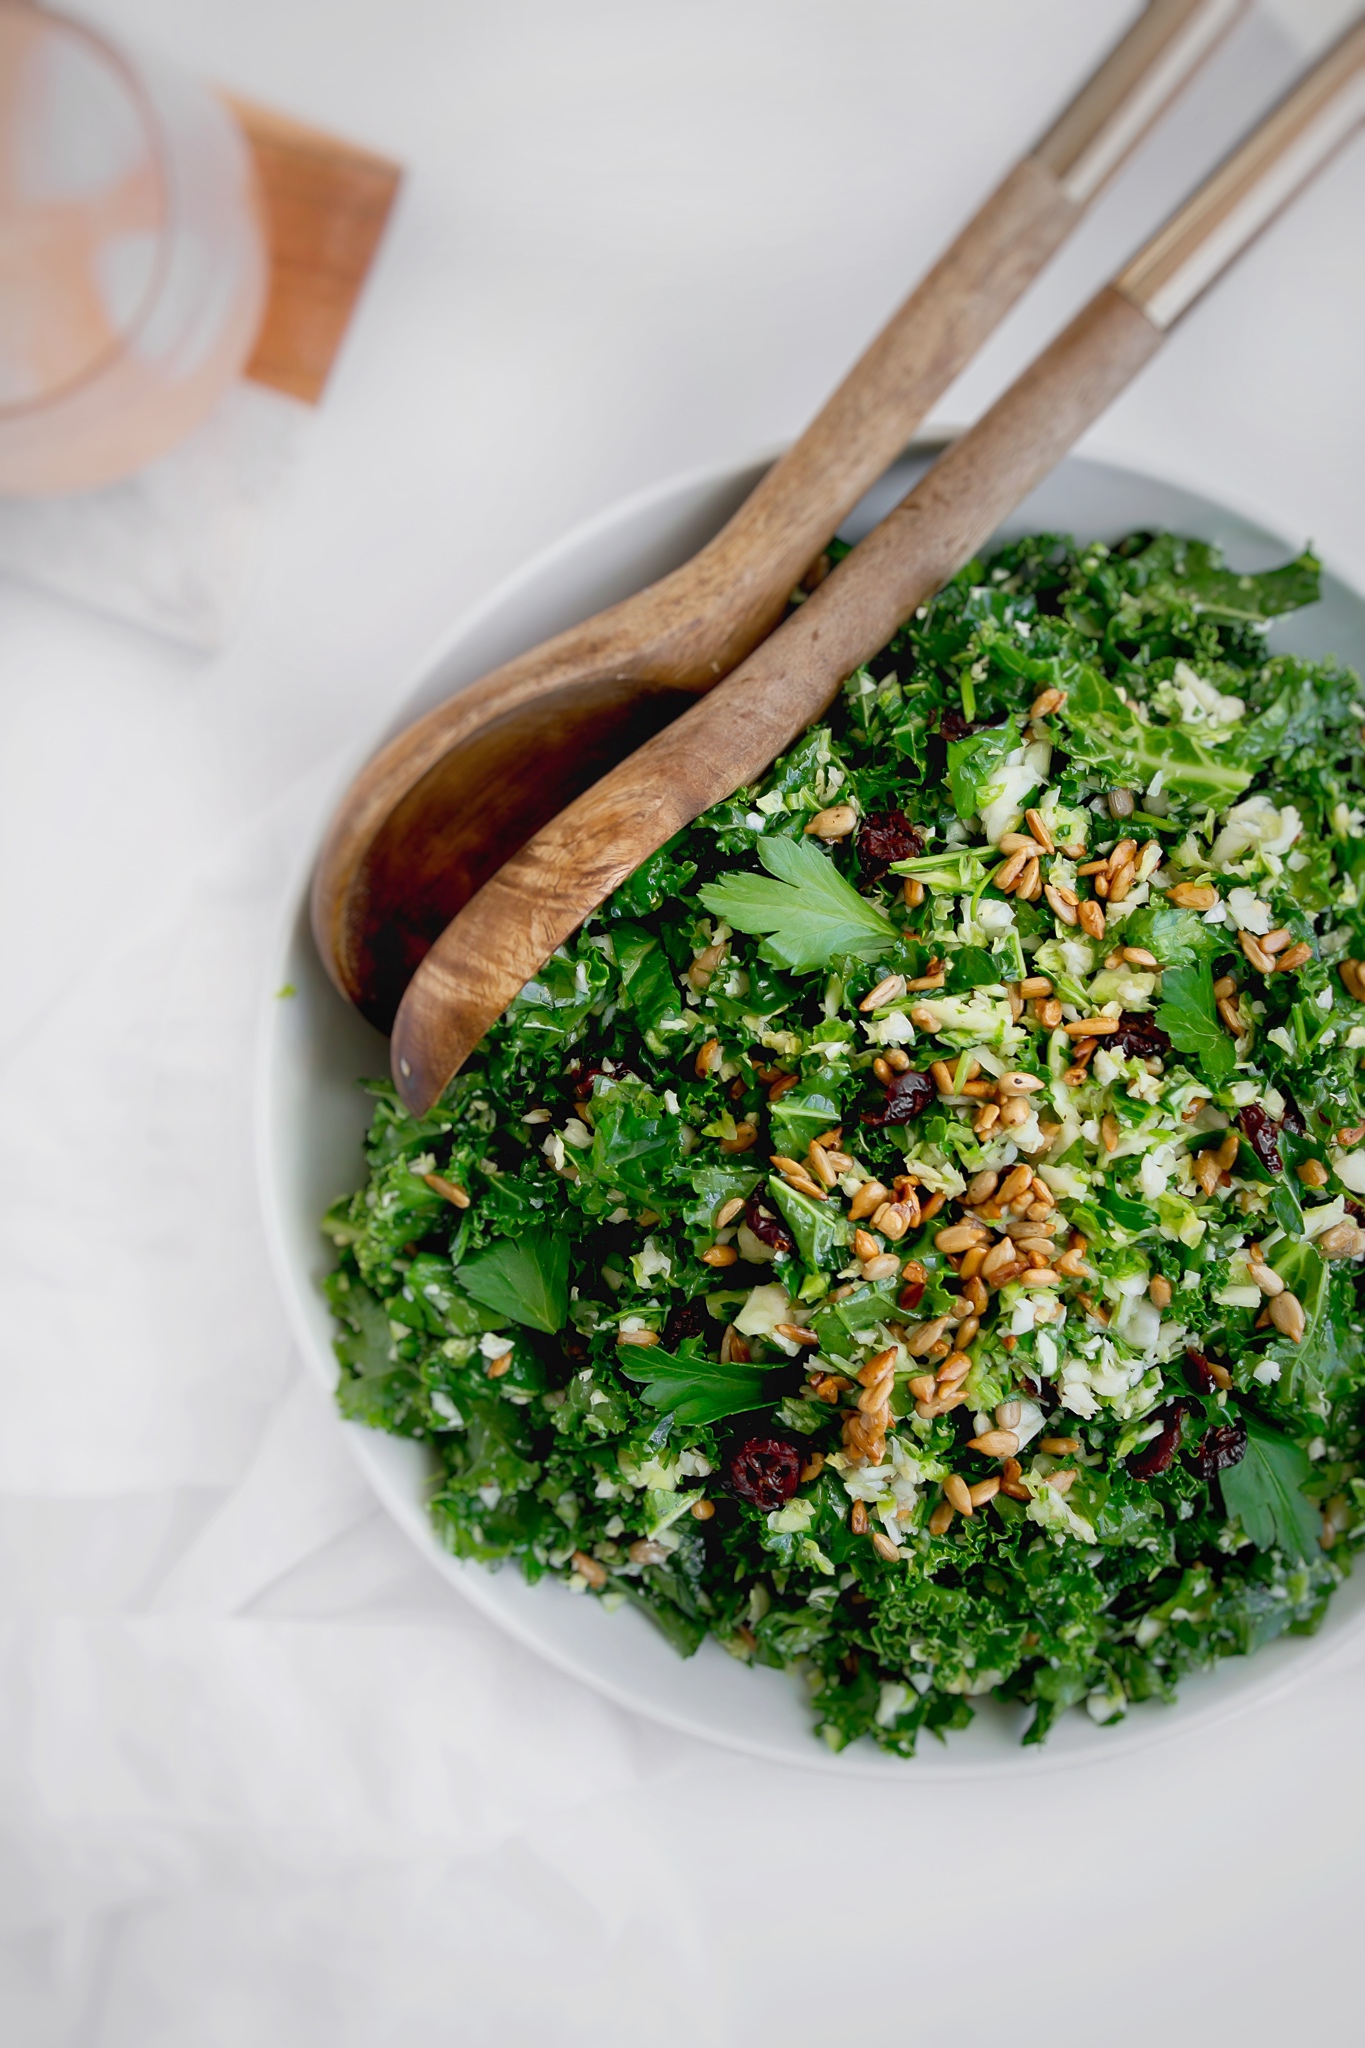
[258,446,1365,1777]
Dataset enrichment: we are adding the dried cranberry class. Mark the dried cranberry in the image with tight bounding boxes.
[1192,1418,1247,1480]
[898,1279,926,1313]
[862,1068,936,1128]
[857,807,924,886]
[1128,1402,1189,1481]
[1018,1369,1057,1413]
[1238,1103,1283,1174]
[571,1059,638,1100]
[1108,1013,1172,1062]
[743,1191,795,1256]
[1184,1348,1220,1396]
[935,708,1006,742]
[725,1436,803,1510]
[663,1297,711,1351]
[1279,1093,1307,1137]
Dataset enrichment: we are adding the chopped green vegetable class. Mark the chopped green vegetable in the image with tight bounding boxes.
[947,723,1023,822]
[1060,666,1254,810]
[326,526,1365,1761]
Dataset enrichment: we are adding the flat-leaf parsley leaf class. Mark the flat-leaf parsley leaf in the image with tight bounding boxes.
[615,1344,777,1426]
[1154,960,1236,1082]
[698,833,895,972]
[1220,1414,1320,1561]
[455,1229,569,1333]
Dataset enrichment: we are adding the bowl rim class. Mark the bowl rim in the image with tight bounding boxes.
[256,436,1365,1778]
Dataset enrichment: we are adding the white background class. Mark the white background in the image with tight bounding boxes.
[3,1,1365,2040]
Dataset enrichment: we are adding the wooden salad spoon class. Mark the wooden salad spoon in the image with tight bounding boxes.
[314,0,1246,1028]
[391,18,1365,1115]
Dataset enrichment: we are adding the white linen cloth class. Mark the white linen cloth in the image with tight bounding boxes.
[2,1,1364,2039]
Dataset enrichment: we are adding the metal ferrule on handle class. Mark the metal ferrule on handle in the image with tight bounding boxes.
[1117,15,1365,327]
[1032,0,1247,200]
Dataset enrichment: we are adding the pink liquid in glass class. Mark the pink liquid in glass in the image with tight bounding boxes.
[0,2,268,493]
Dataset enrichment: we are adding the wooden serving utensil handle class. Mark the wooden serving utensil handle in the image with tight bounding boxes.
[391,14,1365,1115]
[312,1,1244,1025]
[392,16,1365,1114]
[659,0,1246,676]
[391,289,1158,1106]
[691,0,1247,642]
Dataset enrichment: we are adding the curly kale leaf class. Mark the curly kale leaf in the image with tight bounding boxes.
[1259,1237,1365,1407]
[584,1077,680,1208]
[768,1174,850,1270]
[1060,666,1253,810]
[1119,901,1225,970]
[327,1272,426,1435]
[612,922,688,1044]
[1121,535,1320,625]
[504,942,615,1048]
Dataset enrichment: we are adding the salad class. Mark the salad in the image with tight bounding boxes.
[324,528,1365,1754]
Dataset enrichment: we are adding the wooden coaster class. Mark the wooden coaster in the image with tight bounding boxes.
[223,95,403,406]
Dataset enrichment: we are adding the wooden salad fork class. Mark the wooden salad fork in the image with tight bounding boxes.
[313,0,1246,1029]
[390,18,1365,1115]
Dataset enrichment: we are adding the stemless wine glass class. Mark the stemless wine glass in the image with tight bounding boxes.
[0,0,268,493]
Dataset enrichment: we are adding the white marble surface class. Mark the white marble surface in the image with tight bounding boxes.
[2,2,1364,2040]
